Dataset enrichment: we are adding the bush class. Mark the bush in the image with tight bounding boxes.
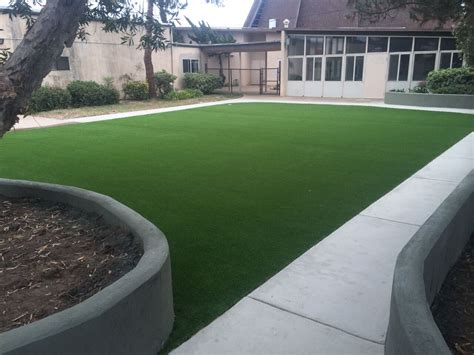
[411,82,428,94]
[67,80,119,107]
[29,86,72,113]
[183,73,223,94]
[155,70,177,98]
[427,67,474,95]
[123,81,149,101]
[165,89,204,100]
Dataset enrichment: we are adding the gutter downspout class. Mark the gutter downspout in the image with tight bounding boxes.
[280,30,287,97]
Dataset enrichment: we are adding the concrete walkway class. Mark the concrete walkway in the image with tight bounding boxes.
[171,133,473,355]
[12,96,474,132]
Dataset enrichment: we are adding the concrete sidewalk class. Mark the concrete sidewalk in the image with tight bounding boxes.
[13,96,474,132]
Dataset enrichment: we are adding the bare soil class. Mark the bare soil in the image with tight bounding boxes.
[432,235,474,355]
[0,196,142,333]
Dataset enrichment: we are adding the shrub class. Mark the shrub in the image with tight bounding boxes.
[29,86,72,113]
[183,73,223,94]
[67,80,119,107]
[427,67,474,95]
[165,89,203,100]
[411,82,428,94]
[123,81,149,101]
[155,70,177,98]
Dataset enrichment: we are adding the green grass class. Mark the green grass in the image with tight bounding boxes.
[0,103,472,351]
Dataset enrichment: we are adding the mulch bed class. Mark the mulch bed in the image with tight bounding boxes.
[0,195,142,333]
[432,235,474,355]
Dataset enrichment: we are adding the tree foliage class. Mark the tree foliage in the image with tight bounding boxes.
[350,0,474,66]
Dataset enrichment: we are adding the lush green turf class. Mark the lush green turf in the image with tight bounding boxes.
[0,103,472,351]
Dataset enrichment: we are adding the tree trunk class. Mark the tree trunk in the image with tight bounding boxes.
[218,54,226,85]
[0,0,87,137]
[144,0,157,99]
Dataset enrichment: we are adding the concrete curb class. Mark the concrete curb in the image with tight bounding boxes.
[0,179,174,355]
[385,92,474,110]
[385,172,474,355]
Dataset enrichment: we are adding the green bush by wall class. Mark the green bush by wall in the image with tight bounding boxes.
[184,73,223,94]
[29,87,72,113]
[165,89,203,100]
[427,67,474,95]
[122,81,149,101]
[155,70,177,99]
[67,80,119,107]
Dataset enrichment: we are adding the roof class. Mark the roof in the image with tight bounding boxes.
[174,41,281,54]
[243,0,453,32]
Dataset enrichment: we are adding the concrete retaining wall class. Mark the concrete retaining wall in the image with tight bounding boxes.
[385,92,474,109]
[385,172,474,355]
[0,179,174,355]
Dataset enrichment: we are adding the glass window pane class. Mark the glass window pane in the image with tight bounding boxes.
[191,60,199,73]
[355,56,364,81]
[183,59,190,73]
[368,37,388,52]
[413,53,436,81]
[345,56,354,81]
[399,54,410,81]
[414,37,439,51]
[390,37,413,52]
[326,36,344,55]
[325,57,342,81]
[388,55,399,81]
[288,35,305,56]
[306,57,314,81]
[314,58,322,81]
[452,53,463,68]
[441,38,456,51]
[288,58,303,81]
[346,36,367,54]
[440,53,452,69]
[306,36,324,55]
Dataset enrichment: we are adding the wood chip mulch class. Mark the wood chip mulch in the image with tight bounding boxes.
[0,195,142,333]
[432,235,474,355]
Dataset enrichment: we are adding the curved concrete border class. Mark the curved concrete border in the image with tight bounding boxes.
[385,172,474,355]
[0,179,174,355]
[385,92,474,109]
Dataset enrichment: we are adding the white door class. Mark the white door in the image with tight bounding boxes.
[323,56,343,97]
[363,54,389,99]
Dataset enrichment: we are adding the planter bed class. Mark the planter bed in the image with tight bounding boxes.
[385,92,474,110]
[0,179,173,355]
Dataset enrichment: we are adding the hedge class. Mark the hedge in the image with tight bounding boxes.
[67,80,120,107]
[183,73,222,94]
[155,70,177,99]
[29,86,72,113]
[427,67,474,95]
[123,81,149,101]
[165,89,203,100]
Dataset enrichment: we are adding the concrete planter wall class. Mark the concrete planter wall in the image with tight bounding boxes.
[0,179,174,355]
[385,92,474,109]
[385,172,474,355]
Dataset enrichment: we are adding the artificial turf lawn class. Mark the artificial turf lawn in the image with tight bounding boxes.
[0,103,472,351]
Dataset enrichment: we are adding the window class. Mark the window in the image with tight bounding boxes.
[326,37,344,55]
[440,52,463,69]
[413,53,436,81]
[345,56,364,81]
[306,36,324,55]
[288,58,303,81]
[306,57,322,81]
[441,38,456,51]
[389,37,413,52]
[0,38,4,45]
[388,54,410,81]
[52,56,70,71]
[288,35,305,56]
[368,37,388,52]
[414,37,439,51]
[183,59,199,73]
[325,57,342,81]
[346,36,367,54]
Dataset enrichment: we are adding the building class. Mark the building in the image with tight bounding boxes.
[0,1,464,99]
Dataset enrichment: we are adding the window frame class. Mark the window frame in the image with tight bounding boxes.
[183,58,200,73]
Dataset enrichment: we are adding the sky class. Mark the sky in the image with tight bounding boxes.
[0,0,255,28]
